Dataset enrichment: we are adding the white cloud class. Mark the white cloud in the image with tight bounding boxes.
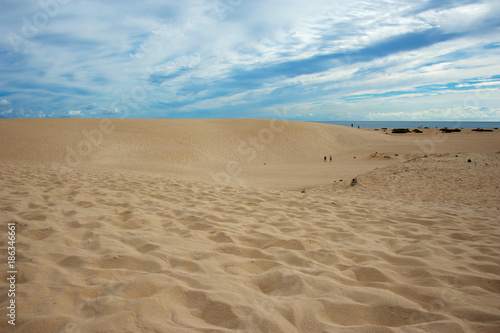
[67,110,82,116]
[457,81,500,89]
[368,106,500,121]
[0,99,13,116]
[416,3,492,33]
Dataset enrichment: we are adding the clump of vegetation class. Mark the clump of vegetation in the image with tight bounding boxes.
[392,128,410,133]
[472,128,493,132]
[440,128,461,133]
[412,129,423,133]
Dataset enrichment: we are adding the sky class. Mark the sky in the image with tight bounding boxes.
[0,0,500,121]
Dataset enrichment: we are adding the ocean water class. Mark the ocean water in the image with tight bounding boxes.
[314,121,500,129]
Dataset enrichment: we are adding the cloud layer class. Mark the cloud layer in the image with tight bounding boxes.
[1,0,499,120]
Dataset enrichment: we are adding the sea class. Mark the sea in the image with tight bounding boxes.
[313,121,500,129]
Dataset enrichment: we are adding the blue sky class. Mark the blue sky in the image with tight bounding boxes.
[1,0,499,120]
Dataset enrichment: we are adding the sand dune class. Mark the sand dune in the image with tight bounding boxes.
[1,119,500,332]
[0,118,402,188]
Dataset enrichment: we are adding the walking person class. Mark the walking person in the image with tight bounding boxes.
[329,155,332,162]
[324,156,327,162]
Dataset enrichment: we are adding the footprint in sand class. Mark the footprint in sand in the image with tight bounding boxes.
[208,231,234,243]
[25,227,57,240]
[185,291,239,329]
[59,322,82,333]
[63,210,78,217]
[76,201,94,208]
[137,243,160,254]
[23,213,47,221]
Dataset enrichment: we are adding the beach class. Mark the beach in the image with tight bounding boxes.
[1,118,499,332]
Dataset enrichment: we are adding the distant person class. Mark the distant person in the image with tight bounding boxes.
[351,124,353,128]
[358,125,360,129]
[329,155,332,162]
[324,156,327,162]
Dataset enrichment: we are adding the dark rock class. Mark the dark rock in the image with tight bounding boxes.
[350,178,358,186]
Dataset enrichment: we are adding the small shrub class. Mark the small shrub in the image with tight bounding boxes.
[392,128,410,134]
[472,128,493,132]
[440,128,461,133]
[412,129,423,133]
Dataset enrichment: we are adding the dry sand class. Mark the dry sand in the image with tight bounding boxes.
[1,118,499,332]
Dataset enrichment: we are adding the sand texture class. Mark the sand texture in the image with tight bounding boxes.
[1,119,500,332]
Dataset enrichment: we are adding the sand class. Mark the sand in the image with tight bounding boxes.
[0,118,499,332]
